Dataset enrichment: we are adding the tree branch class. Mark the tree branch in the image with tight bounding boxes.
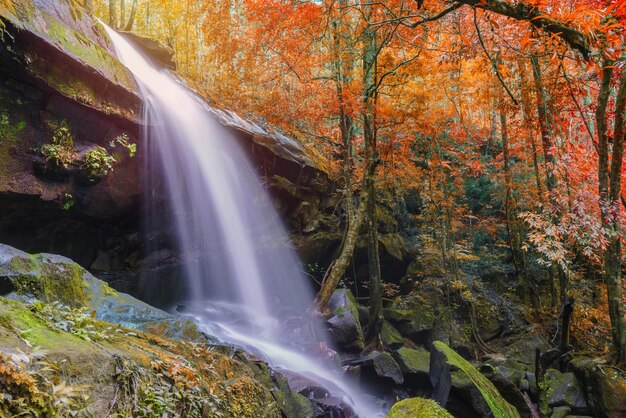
[454,0,591,58]
[474,8,519,106]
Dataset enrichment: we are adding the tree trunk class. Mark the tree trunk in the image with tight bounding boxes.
[108,0,117,29]
[316,192,369,310]
[500,110,522,272]
[120,0,126,29]
[596,58,626,364]
[124,0,138,31]
[362,12,383,348]
[314,1,360,313]
[530,54,568,306]
[530,55,557,204]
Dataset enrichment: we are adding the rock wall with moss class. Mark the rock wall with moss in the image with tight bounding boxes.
[0,0,339,307]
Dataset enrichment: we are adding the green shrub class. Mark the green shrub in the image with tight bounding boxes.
[110,133,137,157]
[83,146,116,178]
[39,120,77,169]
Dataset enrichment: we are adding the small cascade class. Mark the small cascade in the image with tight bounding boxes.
[103,25,382,418]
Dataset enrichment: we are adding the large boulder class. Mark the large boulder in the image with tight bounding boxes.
[326,288,364,351]
[480,364,533,418]
[395,346,430,376]
[384,306,435,343]
[0,296,283,418]
[381,320,404,349]
[544,369,588,414]
[372,351,404,385]
[0,243,199,338]
[567,357,626,418]
[430,340,521,418]
[387,397,453,418]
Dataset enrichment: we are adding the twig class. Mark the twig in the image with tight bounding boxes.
[473,8,519,106]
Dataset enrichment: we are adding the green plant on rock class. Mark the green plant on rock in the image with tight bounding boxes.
[0,353,91,417]
[111,355,222,418]
[38,120,77,170]
[0,112,25,144]
[110,133,137,157]
[30,300,113,342]
[61,193,74,210]
[83,146,116,178]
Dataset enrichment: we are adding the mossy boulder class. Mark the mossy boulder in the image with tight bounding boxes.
[544,369,588,413]
[395,346,430,376]
[431,340,521,418]
[483,354,529,391]
[327,288,364,351]
[0,244,89,306]
[0,296,282,417]
[371,351,404,384]
[589,366,626,418]
[273,391,315,418]
[0,243,207,340]
[384,304,435,342]
[224,376,281,418]
[480,363,533,418]
[381,320,404,349]
[568,356,626,418]
[387,397,453,418]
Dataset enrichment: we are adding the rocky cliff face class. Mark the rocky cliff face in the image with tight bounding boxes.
[0,0,337,305]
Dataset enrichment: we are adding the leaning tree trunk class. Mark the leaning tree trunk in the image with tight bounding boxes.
[124,0,138,31]
[315,2,361,313]
[316,192,369,311]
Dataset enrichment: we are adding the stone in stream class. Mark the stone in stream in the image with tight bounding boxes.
[544,369,589,414]
[371,351,404,385]
[326,288,365,351]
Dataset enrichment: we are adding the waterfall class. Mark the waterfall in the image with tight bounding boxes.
[102,25,381,418]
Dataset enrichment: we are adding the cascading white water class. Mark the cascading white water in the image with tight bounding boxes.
[102,25,382,418]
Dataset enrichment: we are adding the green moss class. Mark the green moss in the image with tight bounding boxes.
[273,391,315,418]
[100,281,118,296]
[10,256,89,307]
[37,261,89,306]
[381,321,404,348]
[387,397,453,418]
[0,297,92,350]
[433,341,520,418]
[225,376,281,418]
[395,347,430,374]
[0,111,26,143]
[41,15,134,89]
[9,256,37,273]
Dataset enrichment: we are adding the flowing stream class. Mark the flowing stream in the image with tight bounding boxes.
[103,25,381,418]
